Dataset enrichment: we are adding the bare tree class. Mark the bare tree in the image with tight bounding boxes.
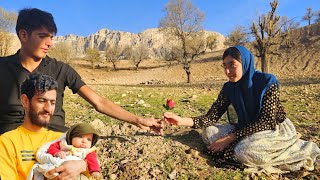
[251,0,283,73]
[105,44,122,70]
[0,8,17,32]
[122,45,134,63]
[159,0,205,83]
[280,16,299,33]
[49,42,75,64]
[131,45,149,70]
[315,10,320,23]
[0,7,17,56]
[279,16,299,48]
[206,35,217,52]
[302,7,314,25]
[122,45,148,70]
[0,32,14,56]
[86,48,101,69]
[185,32,206,61]
[159,46,182,66]
[224,25,250,47]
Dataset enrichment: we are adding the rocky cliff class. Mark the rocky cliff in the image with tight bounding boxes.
[53,28,226,58]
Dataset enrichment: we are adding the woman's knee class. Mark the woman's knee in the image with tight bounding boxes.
[202,125,235,144]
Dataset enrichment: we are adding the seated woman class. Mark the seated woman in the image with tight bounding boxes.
[164,46,320,173]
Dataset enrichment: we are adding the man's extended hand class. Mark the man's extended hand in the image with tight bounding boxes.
[47,160,86,180]
[137,117,164,135]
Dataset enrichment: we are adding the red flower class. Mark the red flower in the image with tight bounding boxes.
[164,99,176,110]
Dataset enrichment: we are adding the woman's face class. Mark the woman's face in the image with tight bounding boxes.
[223,55,243,83]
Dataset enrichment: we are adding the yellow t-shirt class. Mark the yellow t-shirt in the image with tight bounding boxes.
[0,126,62,180]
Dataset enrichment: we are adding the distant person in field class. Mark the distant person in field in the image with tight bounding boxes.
[0,73,87,179]
[29,123,101,179]
[0,8,162,135]
[164,46,320,173]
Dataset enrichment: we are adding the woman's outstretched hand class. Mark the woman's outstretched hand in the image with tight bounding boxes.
[208,133,236,152]
[163,112,181,125]
[163,112,194,127]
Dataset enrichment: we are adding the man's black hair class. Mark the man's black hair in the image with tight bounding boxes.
[21,73,58,100]
[16,8,57,37]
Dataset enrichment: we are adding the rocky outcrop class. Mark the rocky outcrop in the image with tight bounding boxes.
[53,28,226,58]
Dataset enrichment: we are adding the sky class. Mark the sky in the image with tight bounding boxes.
[1,0,320,37]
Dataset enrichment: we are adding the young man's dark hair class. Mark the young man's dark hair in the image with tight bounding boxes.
[21,73,58,100]
[15,8,57,37]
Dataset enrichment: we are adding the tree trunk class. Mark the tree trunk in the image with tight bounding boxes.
[186,70,191,83]
[181,37,192,83]
[91,61,95,69]
[112,63,117,70]
[135,59,142,70]
[184,63,191,83]
[261,53,269,73]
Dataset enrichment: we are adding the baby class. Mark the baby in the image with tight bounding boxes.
[28,123,101,179]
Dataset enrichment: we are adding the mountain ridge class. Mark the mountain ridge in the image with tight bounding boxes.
[53,27,226,58]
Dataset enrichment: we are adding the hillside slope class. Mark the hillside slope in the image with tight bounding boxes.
[73,23,320,86]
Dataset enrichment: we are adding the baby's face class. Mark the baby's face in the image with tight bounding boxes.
[71,133,93,148]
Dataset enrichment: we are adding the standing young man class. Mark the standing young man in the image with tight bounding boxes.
[0,8,162,134]
[0,73,87,180]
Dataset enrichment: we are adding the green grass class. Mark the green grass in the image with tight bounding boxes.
[63,85,220,122]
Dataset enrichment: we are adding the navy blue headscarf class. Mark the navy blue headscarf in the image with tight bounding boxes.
[223,46,279,128]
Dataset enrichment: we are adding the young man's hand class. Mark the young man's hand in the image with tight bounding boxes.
[137,117,164,135]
